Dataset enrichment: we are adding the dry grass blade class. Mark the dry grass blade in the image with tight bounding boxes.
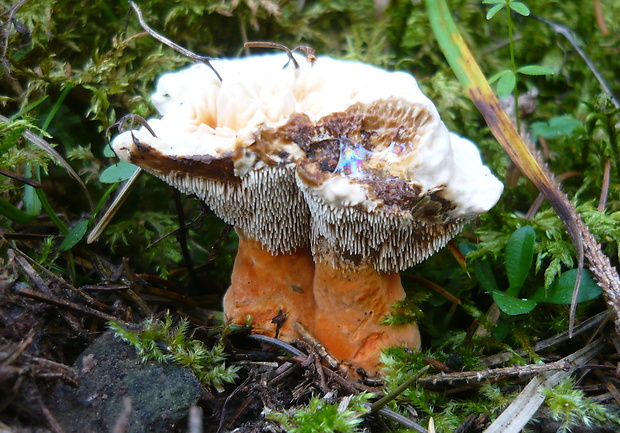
[426,0,620,336]
[87,167,143,244]
[0,114,93,211]
[483,337,606,433]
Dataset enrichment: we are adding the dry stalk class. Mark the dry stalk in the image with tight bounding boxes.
[418,360,570,386]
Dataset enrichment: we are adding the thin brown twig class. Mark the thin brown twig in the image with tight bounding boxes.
[244,41,316,68]
[12,284,126,324]
[0,167,42,188]
[593,0,609,36]
[418,359,571,385]
[39,400,67,433]
[128,1,222,81]
[295,322,340,369]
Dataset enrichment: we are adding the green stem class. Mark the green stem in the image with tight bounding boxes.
[370,366,430,412]
[0,197,37,224]
[506,4,522,134]
[35,188,69,235]
[41,85,73,132]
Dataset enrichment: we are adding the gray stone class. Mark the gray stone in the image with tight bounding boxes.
[51,330,204,433]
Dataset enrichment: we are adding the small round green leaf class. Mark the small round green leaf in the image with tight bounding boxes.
[532,269,602,304]
[486,4,504,20]
[496,71,516,98]
[509,2,530,16]
[505,225,536,296]
[517,65,554,76]
[100,161,139,183]
[491,291,537,315]
[59,219,89,251]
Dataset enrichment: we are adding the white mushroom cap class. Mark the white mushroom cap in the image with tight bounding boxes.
[111,54,502,260]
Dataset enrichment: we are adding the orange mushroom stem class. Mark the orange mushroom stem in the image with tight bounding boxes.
[224,229,315,339]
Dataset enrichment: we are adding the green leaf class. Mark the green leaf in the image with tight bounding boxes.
[103,144,116,157]
[482,0,505,4]
[509,2,530,16]
[100,161,139,183]
[505,225,536,296]
[517,65,554,76]
[491,291,537,315]
[496,71,516,98]
[488,69,512,84]
[532,269,602,304]
[486,4,504,20]
[474,259,499,293]
[59,219,89,251]
[531,116,582,139]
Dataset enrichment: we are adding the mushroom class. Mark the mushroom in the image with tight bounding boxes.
[111,55,317,340]
[111,53,503,374]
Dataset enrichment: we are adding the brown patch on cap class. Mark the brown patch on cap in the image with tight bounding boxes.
[125,140,239,183]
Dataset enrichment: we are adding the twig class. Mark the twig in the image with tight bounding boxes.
[0,167,42,188]
[11,284,126,324]
[247,334,305,357]
[87,167,143,244]
[418,359,570,386]
[8,246,113,311]
[593,0,609,36]
[39,400,67,433]
[128,1,222,81]
[1,329,35,366]
[295,322,340,369]
[243,42,316,68]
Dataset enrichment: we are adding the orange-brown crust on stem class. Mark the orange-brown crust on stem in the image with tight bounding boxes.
[312,260,420,375]
[223,231,315,340]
